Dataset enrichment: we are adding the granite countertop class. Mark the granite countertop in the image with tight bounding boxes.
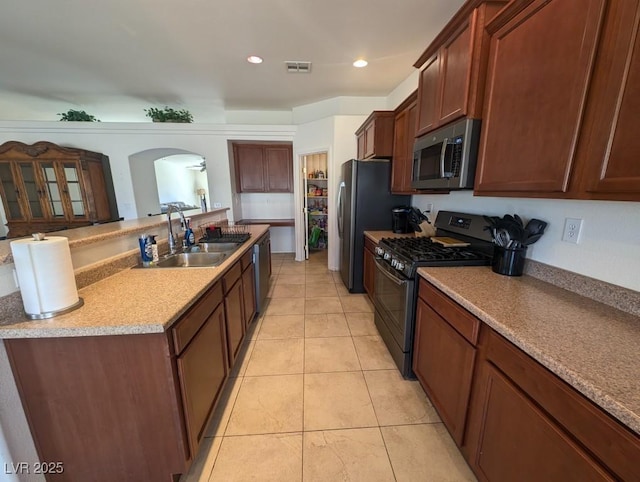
[0,208,230,265]
[0,224,269,338]
[416,266,640,436]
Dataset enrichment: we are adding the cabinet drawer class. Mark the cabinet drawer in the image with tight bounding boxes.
[172,282,223,355]
[223,261,242,294]
[418,278,479,345]
[485,328,640,482]
[240,249,253,271]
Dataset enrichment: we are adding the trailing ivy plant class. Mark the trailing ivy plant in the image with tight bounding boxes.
[145,106,193,123]
[58,109,100,122]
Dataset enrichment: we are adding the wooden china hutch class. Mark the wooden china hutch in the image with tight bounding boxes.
[0,141,119,238]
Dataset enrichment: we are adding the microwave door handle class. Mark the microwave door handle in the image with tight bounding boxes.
[439,137,449,178]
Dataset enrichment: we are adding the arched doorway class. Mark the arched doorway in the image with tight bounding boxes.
[128,148,207,217]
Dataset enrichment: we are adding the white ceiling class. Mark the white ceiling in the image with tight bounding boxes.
[0,0,465,119]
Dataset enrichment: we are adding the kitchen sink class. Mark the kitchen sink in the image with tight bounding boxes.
[155,252,227,268]
[197,242,242,253]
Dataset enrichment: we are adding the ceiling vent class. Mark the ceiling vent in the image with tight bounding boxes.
[285,61,312,73]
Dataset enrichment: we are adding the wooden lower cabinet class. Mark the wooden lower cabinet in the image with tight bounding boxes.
[413,280,640,482]
[413,281,478,445]
[467,363,613,481]
[363,237,376,298]
[5,334,188,481]
[177,302,228,458]
[464,327,640,481]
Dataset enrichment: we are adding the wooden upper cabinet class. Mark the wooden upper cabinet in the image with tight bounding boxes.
[0,141,119,238]
[265,146,293,192]
[416,55,441,135]
[391,91,419,194]
[233,142,293,193]
[475,0,606,194]
[414,1,507,137]
[475,0,640,201]
[234,144,266,192]
[575,0,640,200]
[355,111,395,159]
[439,21,474,125]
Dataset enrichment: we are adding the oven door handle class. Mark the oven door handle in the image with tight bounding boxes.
[374,257,407,286]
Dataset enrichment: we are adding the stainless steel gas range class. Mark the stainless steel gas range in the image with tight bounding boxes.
[372,211,494,378]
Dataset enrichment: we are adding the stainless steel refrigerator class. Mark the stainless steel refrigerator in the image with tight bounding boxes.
[338,159,410,293]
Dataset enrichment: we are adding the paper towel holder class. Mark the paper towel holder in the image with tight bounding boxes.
[17,233,85,320]
[26,298,85,320]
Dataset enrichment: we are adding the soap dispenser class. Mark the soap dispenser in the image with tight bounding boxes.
[184,219,195,247]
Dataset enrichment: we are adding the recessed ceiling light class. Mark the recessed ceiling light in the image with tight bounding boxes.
[247,55,263,64]
[353,59,368,68]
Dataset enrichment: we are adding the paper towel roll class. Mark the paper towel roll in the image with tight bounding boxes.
[10,235,81,318]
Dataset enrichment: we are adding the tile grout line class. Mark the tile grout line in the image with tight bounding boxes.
[360,365,399,482]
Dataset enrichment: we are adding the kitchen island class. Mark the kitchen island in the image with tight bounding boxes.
[0,223,270,481]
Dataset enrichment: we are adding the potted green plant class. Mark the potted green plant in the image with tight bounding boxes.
[145,106,193,123]
[58,109,100,122]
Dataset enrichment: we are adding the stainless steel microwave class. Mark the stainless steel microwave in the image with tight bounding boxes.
[411,118,481,190]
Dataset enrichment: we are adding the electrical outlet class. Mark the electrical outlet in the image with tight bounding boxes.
[213,202,222,208]
[424,203,434,213]
[562,218,583,244]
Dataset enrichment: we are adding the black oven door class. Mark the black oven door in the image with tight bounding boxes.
[372,258,414,351]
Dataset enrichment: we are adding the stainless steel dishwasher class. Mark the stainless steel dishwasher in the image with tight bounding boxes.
[253,231,271,313]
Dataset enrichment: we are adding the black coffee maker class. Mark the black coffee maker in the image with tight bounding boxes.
[392,206,413,233]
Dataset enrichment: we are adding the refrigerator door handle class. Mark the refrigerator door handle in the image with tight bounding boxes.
[337,181,345,238]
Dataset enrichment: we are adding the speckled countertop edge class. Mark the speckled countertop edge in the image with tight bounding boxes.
[0,225,269,338]
[417,266,640,436]
[0,208,230,265]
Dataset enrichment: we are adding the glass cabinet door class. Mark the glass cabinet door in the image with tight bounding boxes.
[0,163,25,220]
[17,162,46,220]
[61,162,86,218]
[40,162,66,219]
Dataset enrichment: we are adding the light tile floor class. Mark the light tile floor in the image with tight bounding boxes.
[181,251,476,482]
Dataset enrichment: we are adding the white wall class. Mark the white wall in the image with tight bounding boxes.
[412,192,640,291]
[240,193,296,252]
[386,70,420,109]
[240,193,295,219]
[155,159,207,208]
[293,117,336,262]
[0,122,296,222]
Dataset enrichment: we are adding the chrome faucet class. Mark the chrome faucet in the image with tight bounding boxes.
[166,204,181,254]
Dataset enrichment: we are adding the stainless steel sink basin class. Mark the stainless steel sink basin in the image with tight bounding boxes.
[197,242,242,253]
[155,252,226,268]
